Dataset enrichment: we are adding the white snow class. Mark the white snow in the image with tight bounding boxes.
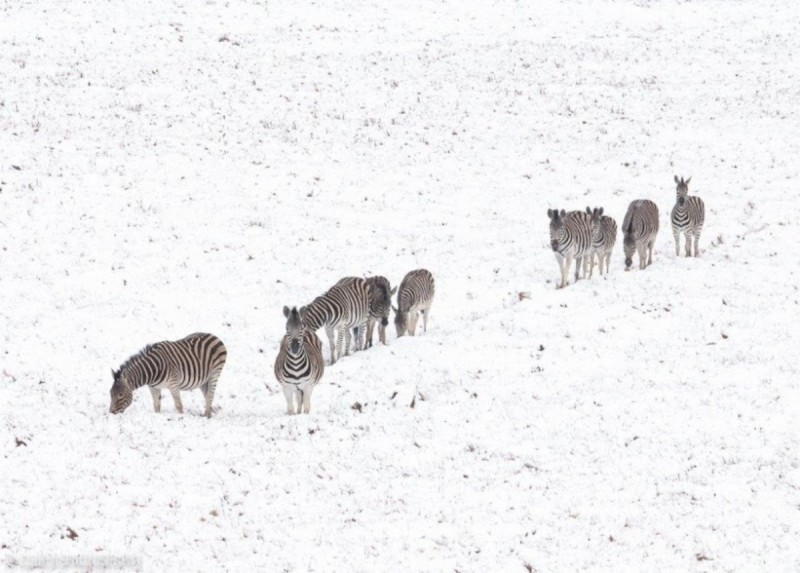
[2,0,799,570]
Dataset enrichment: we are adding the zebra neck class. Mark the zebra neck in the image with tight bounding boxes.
[123,349,166,390]
[303,296,329,329]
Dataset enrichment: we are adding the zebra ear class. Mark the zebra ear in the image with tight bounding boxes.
[674,175,679,184]
[547,208,553,219]
[685,176,691,186]
[559,209,566,218]
[586,206,591,214]
[598,207,604,216]
[390,286,397,295]
[283,305,290,318]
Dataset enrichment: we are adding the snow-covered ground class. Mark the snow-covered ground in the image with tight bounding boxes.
[2,0,799,570]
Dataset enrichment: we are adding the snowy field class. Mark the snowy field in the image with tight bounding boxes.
[2,0,800,570]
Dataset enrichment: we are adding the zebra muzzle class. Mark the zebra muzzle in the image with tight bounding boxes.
[381,317,389,327]
[551,241,559,251]
[290,339,300,353]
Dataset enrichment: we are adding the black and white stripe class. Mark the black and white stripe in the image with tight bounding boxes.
[393,269,435,337]
[585,206,618,278]
[301,278,370,364]
[109,332,227,417]
[547,208,593,288]
[338,276,396,349]
[622,199,660,271]
[274,306,325,415]
[670,175,705,258]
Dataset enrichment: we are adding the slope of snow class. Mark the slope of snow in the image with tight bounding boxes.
[2,0,799,570]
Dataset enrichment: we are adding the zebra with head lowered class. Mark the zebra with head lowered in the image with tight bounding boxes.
[393,269,435,337]
[109,332,227,417]
[301,278,370,364]
[622,199,660,271]
[547,209,593,288]
[585,206,618,278]
[671,175,705,258]
[274,306,324,415]
[338,276,396,349]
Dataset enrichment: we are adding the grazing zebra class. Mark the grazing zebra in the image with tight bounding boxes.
[109,332,227,417]
[585,206,618,278]
[547,208,593,288]
[622,199,660,270]
[301,278,370,364]
[393,269,435,337]
[671,175,705,257]
[274,306,324,415]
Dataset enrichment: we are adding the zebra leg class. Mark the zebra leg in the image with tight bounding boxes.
[685,231,692,257]
[637,244,646,269]
[422,308,429,332]
[202,375,219,418]
[648,241,655,267]
[409,311,418,336]
[149,387,162,413]
[325,325,337,364]
[170,388,184,414]
[379,322,386,345]
[282,385,295,415]
[694,230,702,257]
[574,256,581,282]
[365,319,375,349]
[302,387,313,414]
[342,326,352,356]
[605,252,612,273]
[673,229,681,257]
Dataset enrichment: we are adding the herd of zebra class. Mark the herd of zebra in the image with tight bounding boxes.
[548,175,706,288]
[108,269,436,417]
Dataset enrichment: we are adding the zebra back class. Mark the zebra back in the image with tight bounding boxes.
[302,278,370,331]
[622,200,659,245]
[397,269,435,312]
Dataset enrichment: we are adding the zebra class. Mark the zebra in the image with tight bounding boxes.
[585,206,618,278]
[671,175,705,257]
[300,278,370,364]
[337,276,396,349]
[393,269,435,337]
[547,208,593,288]
[109,332,227,417]
[622,199,660,271]
[274,306,324,415]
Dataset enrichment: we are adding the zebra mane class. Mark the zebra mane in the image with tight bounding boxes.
[116,344,156,377]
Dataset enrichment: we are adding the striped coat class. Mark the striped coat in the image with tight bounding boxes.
[671,175,705,257]
[109,332,227,417]
[301,278,370,364]
[274,306,324,415]
[547,208,593,288]
[394,269,435,337]
[622,199,659,270]
[585,206,618,278]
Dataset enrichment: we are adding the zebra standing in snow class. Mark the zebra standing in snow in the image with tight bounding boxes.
[335,276,395,350]
[109,332,227,417]
[622,199,660,271]
[670,175,705,258]
[585,206,618,278]
[274,306,324,415]
[301,278,370,364]
[393,269,435,337]
[547,208,593,288]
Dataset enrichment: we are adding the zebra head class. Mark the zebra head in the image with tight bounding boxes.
[393,304,408,338]
[109,368,133,414]
[283,305,305,354]
[674,175,691,207]
[375,283,397,327]
[623,226,636,271]
[586,206,604,239]
[547,208,567,252]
